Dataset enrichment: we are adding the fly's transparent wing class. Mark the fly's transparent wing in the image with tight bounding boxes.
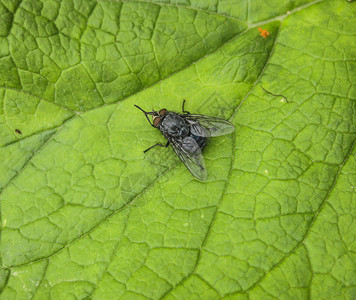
[183,114,235,137]
[170,136,207,181]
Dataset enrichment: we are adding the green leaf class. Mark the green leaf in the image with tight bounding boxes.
[0,0,355,299]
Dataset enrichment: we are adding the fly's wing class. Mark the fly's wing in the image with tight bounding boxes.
[170,136,207,181]
[183,114,235,137]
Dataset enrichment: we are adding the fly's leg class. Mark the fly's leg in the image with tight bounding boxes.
[134,105,156,127]
[143,141,170,153]
[182,99,190,114]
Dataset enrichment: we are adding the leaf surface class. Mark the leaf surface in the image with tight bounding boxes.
[0,0,355,299]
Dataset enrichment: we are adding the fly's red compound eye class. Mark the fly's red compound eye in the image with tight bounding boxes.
[153,116,161,127]
[159,109,167,117]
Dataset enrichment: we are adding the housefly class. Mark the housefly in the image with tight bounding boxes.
[134,100,235,181]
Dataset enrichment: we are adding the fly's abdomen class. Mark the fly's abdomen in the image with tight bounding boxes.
[190,134,206,150]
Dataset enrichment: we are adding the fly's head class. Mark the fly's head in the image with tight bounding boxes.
[152,109,167,128]
[134,105,168,128]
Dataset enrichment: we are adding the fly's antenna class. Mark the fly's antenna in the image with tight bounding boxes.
[260,85,289,103]
[134,105,155,126]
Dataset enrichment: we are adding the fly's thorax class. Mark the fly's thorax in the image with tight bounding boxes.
[160,112,189,137]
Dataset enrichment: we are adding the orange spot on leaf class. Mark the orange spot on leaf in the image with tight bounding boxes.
[258,27,269,38]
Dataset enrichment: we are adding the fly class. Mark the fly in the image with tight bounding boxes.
[134,100,235,181]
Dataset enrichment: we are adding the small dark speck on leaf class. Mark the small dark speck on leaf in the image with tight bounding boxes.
[15,129,22,134]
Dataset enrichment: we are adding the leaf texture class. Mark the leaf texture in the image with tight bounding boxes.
[0,0,355,299]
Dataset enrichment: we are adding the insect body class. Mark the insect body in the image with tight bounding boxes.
[134,100,235,181]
